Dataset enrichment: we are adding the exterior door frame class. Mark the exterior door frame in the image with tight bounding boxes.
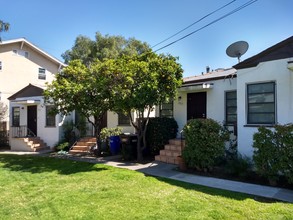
[187,92,207,120]
[27,105,37,136]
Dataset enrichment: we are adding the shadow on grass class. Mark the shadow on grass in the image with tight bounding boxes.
[0,154,108,175]
[144,173,281,203]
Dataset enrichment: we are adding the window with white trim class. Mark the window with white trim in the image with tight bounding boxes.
[46,106,56,127]
[12,49,29,58]
[225,91,237,125]
[118,112,130,126]
[247,82,275,124]
[160,101,174,118]
[12,107,20,127]
[38,68,46,80]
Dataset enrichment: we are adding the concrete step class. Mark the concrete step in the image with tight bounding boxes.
[76,141,95,146]
[159,149,181,157]
[164,144,182,151]
[169,139,185,147]
[71,146,90,151]
[80,137,96,142]
[69,150,89,155]
[155,155,180,165]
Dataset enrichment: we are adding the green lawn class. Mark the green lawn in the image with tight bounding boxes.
[0,155,292,220]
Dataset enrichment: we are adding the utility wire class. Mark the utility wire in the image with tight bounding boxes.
[152,0,237,48]
[154,0,258,53]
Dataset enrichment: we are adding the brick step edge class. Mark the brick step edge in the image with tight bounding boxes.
[155,155,180,165]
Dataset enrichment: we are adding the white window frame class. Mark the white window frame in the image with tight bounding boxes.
[246,81,276,125]
[45,105,56,127]
[38,68,46,80]
[12,49,29,58]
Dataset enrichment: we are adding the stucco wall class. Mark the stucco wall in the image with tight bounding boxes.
[237,58,293,157]
[9,96,73,150]
[0,42,60,123]
[174,77,237,135]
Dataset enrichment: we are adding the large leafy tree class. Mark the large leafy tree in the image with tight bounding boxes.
[44,59,120,152]
[111,53,183,161]
[45,33,151,153]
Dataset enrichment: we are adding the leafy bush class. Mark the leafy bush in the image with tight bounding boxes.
[253,126,280,182]
[100,127,122,140]
[55,141,70,152]
[182,118,229,171]
[146,117,178,155]
[224,154,253,178]
[253,124,293,183]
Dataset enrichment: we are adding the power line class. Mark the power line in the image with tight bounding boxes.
[151,0,237,49]
[154,0,258,53]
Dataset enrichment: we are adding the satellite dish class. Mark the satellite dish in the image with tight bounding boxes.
[226,41,249,63]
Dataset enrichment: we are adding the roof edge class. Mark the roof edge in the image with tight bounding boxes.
[0,38,66,67]
[234,36,293,70]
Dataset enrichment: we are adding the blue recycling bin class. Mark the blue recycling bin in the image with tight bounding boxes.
[109,135,120,155]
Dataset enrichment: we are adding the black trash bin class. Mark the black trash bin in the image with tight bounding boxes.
[120,133,137,161]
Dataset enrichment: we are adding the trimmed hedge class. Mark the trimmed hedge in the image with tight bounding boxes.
[253,124,293,184]
[146,117,178,155]
[182,118,229,171]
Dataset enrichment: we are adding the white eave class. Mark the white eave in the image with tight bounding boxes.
[0,38,66,68]
[11,99,41,105]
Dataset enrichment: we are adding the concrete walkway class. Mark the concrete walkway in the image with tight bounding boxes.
[1,150,293,203]
[102,159,293,203]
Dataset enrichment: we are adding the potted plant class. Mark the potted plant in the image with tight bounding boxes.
[101,127,122,155]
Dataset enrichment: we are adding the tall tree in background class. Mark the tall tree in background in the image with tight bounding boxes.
[62,32,151,65]
[0,20,10,42]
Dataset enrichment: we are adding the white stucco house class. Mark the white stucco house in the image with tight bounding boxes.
[171,35,293,158]
[0,38,68,151]
[1,38,153,151]
[173,67,237,134]
[233,35,293,157]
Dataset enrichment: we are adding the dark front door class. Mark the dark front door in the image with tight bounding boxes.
[27,105,37,136]
[187,92,207,120]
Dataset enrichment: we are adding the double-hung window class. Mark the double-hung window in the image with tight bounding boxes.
[38,68,46,80]
[247,82,275,124]
[46,106,56,127]
[225,91,237,125]
[160,101,174,118]
[118,113,130,126]
[12,107,20,127]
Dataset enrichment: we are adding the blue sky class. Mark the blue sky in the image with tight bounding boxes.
[1,0,292,77]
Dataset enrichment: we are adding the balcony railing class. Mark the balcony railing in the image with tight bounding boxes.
[11,126,36,138]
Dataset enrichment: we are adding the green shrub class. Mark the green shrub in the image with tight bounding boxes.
[182,118,229,171]
[224,154,253,178]
[276,124,293,183]
[253,124,293,184]
[253,126,280,182]
[55,141,70,151]
[146,117,178,155]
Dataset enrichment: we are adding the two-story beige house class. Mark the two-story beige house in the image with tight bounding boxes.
[0,38,68,151]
